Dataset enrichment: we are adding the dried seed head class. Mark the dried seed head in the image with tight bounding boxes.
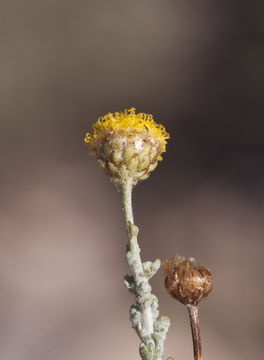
[84,108,169,187]
[162,256,213,306]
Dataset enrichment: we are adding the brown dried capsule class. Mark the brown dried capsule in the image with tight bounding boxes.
[162,256,213,306]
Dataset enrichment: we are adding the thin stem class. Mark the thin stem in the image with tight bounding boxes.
[121,180,134,227]
[121,181,152,335]
[121,180,144,282]
[120,181,170,360]
[187,304,203,360]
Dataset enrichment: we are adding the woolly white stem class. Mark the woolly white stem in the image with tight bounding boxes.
[121,181,170,360]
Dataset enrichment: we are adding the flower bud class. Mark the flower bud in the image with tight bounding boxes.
[162,256,213,306]
[84,108,169,187]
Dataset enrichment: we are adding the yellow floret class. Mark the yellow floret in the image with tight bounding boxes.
[84,107,170,159]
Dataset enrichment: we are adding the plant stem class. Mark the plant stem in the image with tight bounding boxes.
[121,181,153,337]
[187,304,203,360]
[121,180,134,229]
[120,181,170,360]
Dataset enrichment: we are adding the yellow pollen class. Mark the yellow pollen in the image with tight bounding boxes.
[84,108,170,159]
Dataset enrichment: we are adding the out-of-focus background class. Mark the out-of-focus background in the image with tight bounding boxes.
[1,1,263,359]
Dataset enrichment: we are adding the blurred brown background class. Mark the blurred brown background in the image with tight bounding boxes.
[0,0,263,359]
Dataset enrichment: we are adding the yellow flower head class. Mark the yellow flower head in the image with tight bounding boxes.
[84,108,170,186]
